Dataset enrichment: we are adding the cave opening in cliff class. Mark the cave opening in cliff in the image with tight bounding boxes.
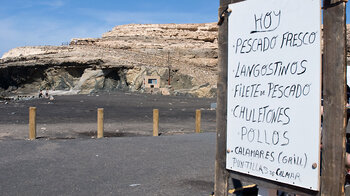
[0,66,48,95]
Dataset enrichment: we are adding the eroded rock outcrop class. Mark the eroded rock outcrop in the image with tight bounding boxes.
[0,23,218,98]
[2,23,349,99]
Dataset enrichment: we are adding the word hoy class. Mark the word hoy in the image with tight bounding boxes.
[251,10,281,34]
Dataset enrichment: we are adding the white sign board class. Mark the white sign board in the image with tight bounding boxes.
[226,0,321,190]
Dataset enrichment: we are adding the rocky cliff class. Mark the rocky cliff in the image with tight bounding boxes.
[1,23,350,99]
[0,23,218,99]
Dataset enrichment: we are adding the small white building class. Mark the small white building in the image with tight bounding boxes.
[144,76,160,89]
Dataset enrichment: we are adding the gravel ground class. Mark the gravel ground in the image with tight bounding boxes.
[0,92,216,140]
[0,133,216,196]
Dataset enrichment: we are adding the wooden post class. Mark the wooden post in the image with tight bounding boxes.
[153,109,159,136]
[168,51,171,86]
[195,109,201,133]
[215,1,240,195]
[29,107,37,140]
[97,108,104,138]
[322,0,347,195]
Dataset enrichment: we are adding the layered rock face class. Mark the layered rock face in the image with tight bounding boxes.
[2,23,350,99]
[0,23,218,98]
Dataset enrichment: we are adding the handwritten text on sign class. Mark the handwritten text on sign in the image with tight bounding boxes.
[226,0,321,191]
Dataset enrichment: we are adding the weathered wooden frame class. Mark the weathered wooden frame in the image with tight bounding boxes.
[215,0,347,195]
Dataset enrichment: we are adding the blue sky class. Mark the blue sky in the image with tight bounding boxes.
[0,0,349,57]
[0,0,219,57]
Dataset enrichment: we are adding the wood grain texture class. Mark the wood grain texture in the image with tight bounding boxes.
[97,108,104,138]
[153,109,159,137]
[322,0,347,195]
[195,110,201,133]
[29,107,36,140]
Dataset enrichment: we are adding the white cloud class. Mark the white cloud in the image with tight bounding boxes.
[6,0,66,10]
[0,4,216,57]
[0,16,107,57]
[39,0,65,8]
[78,8,214,25]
